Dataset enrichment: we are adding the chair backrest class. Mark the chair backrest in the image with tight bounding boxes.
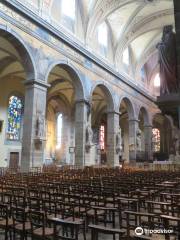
[30,210,45,228]
[11,206,26,223]
[28,196,42,211]
[0,203,8,220]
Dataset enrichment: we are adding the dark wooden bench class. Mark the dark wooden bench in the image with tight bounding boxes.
[88,224,125,240]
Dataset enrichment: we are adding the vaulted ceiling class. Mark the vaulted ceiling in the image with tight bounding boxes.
[15,0,175,90]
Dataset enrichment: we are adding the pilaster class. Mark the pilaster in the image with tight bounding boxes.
[21,79,48,172]
[144,125,153,162]
[128,119,139,163]
[74,99,88,166]
[107,111,120,167]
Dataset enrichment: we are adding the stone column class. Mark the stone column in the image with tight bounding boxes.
[107,111,120,167]
[74,100,88,166]
[21,79,49,172]
[144,125,153,162]
[128,119,139,164]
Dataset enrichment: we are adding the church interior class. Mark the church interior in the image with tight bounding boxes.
[0,0,180,239]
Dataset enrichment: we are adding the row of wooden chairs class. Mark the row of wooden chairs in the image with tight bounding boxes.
[0,168,179,239]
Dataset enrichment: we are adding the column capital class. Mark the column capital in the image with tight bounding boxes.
[107,111,121,115]
[144,124,153,128]
[24,79,50,88]
[128,118,139,123]
[75,99,90,106]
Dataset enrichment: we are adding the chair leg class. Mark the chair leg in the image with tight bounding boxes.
[9,229,12,240]
[75,226,79,240]
[83,223,86,240]
[5,229,8,240]
[13,229,16,240]
[96,231,98,240]
[91,229,94,240]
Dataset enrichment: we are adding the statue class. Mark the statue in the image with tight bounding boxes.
[36,112,45,138]
[86,123,93,146]
[86,102,91,122]
[136,128,142,151]
[174,132,180,156]
[157,25,178,95]
[116,128,122,154]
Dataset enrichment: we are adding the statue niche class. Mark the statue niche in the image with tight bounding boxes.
[157,25,178,95]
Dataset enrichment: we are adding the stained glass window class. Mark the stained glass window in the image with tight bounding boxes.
[7,96,23,140]
[152,128,160,152]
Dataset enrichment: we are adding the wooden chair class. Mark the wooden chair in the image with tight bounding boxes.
[11,206,31,240]
[50,217,86,240]
[29,210,54,240]
[160,215,180,240]
[0,203,13,240]
[88,224,125,240]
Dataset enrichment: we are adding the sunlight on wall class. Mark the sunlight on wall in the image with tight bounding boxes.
[154,73,160,87]
[56,113,63,149]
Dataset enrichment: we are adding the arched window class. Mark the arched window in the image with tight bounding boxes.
[56,113,63,149]
[153,73,160,87]
[7,95,23,140]
[61,0,75,20]
[61,0,75,32]
[98,23,108,47]
[98,22,108,56]
[122,48,129,65]
[152,128,160,152]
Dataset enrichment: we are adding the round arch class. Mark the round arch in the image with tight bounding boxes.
[45,61,85,100]
[90,82,115,111]
[138,106,150,126]
[0,25,36,80]
[119,96,135,120]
